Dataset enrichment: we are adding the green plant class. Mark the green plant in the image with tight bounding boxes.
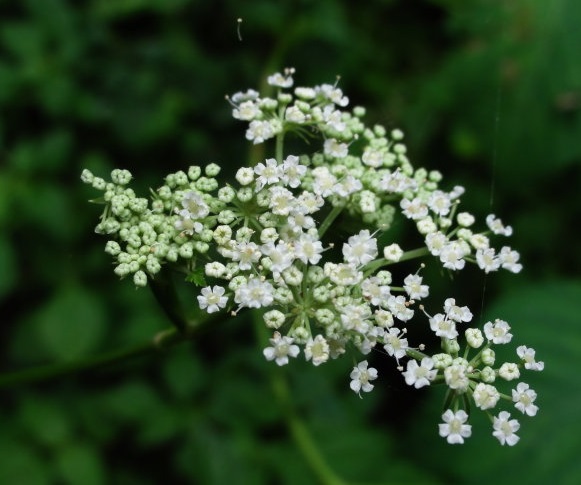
[65,67,542,479]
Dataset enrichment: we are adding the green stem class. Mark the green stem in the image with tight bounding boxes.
[363,247,430,276]
[0,311,227,390]
[318,204,345,239]
[406,348,429,361]
[275,130,285,163]
[149,268,190,333]
[285,402,347,485]
[254,316,346,485]
[0,328,180,389]
[397,246,430,263]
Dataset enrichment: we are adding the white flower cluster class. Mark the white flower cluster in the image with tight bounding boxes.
[83,68,542,446]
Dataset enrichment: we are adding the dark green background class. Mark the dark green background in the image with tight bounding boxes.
[1,0,580,483]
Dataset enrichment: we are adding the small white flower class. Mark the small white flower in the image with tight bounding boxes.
[427,190,452,216]
[425,231,448,256]
[486,214,513,237]
[429,313,458,339]
[444,298,473,323]
[361,277,391,306]
[374,309,394,328]
[386,295,414,322]
[340,303,371,335]
[359,192,376,213]
[317,83,349,106]
[294,233,324,265]
[391,128,404,140]
[470,233,490,250]
[472,383,500,410]
[444,363,470,392]
[281,154,307,188]
[321,104,346,131]
[263,309,286,329]
[254,158,282,191]
[417,217,437,235]
[231,241,261,270]
[197,286,228,314]
[327,263,362,286]
[498,362,520,381]
[287,212,315,233]
[476,247,501,273]
[234,277,274,308]
[323,138,349,158]
[294,86,316,99]
[383,243,403,262]
[499,246,523,273]
[383,328,409,362]
[512,382,539,416]
[403,274,429,300]
[133,271,147,287]
[379,170,415,193]
[483,319,512,344]
[432,353,453,369]
[268,186,295,215]
[439,410,472,444]
[481,348,496,366]
[312,166,338,197]
[232,100,260,120]
[343,230,378,266]
[282,265,303,286]
[285,105,307,123]
[246,119,276,144]
[362,147,385,168]
[261,241,294,276]
[263,331,300,366]
[450,185,465,199]
[440,242,466,270]
[457,212,475,227]
[349,360,378,395]
[480,366,496,383]
[305,335,330,366]
[267,68,294,88]
[213,225,233,245]
[297,190,324,214]
[400,197,429,220]
[465,328,484,348]
[334,175,362,197]
[230,89,259,104]
[402,358,437,389]
[516,345,544,371]
[492,411,520,446]
[182,191,210,219]
[205,261,227,278]
[235,167,255,186]
[174,210,203,235]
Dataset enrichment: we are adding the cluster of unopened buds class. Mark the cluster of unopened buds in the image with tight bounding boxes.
[83,67,543,446]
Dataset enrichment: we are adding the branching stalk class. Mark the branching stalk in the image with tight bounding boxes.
[254,315,347,485]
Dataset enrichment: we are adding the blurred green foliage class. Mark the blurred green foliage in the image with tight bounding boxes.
[1,0,579,483]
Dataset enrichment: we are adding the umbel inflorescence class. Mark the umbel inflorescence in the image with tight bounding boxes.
[82,68,543,446]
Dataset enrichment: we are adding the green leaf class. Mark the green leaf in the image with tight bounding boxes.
[35,283,106,361]
[185,268,206,287]
[0,22,44,59]
[162,346,205,400]
[137,410,182,446]
[102,381,164,424]
[0,434,50,485]
[19,397,72,447]
[55,443,106,485]
[0,235,17,299]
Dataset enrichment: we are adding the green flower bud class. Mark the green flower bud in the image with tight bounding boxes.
[133,270,147,287]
